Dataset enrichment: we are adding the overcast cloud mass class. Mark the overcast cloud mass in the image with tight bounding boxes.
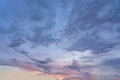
[0,0,120,80]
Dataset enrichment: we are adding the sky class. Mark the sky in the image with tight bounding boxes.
[0,0,120,80]
[0,66,55,80]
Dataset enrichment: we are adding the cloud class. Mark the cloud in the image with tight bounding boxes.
[67,60,81,72]
[102,58,120,71]
[8,38,25,47]
[0,0,120,80]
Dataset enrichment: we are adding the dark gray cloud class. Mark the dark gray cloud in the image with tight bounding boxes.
[31,58,53,64]
[1,0,120,54]
[67,60,81,72]
[65,0,120,54]
[102,58,120,70]
[8,38,25,47]
[35,62,51,73]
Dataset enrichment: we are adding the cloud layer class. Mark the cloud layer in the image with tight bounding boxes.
[0,0,120,80]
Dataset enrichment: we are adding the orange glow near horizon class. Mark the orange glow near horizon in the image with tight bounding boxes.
[29,69,67,80]
[30,70,42,74]
[53,74,67,80]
